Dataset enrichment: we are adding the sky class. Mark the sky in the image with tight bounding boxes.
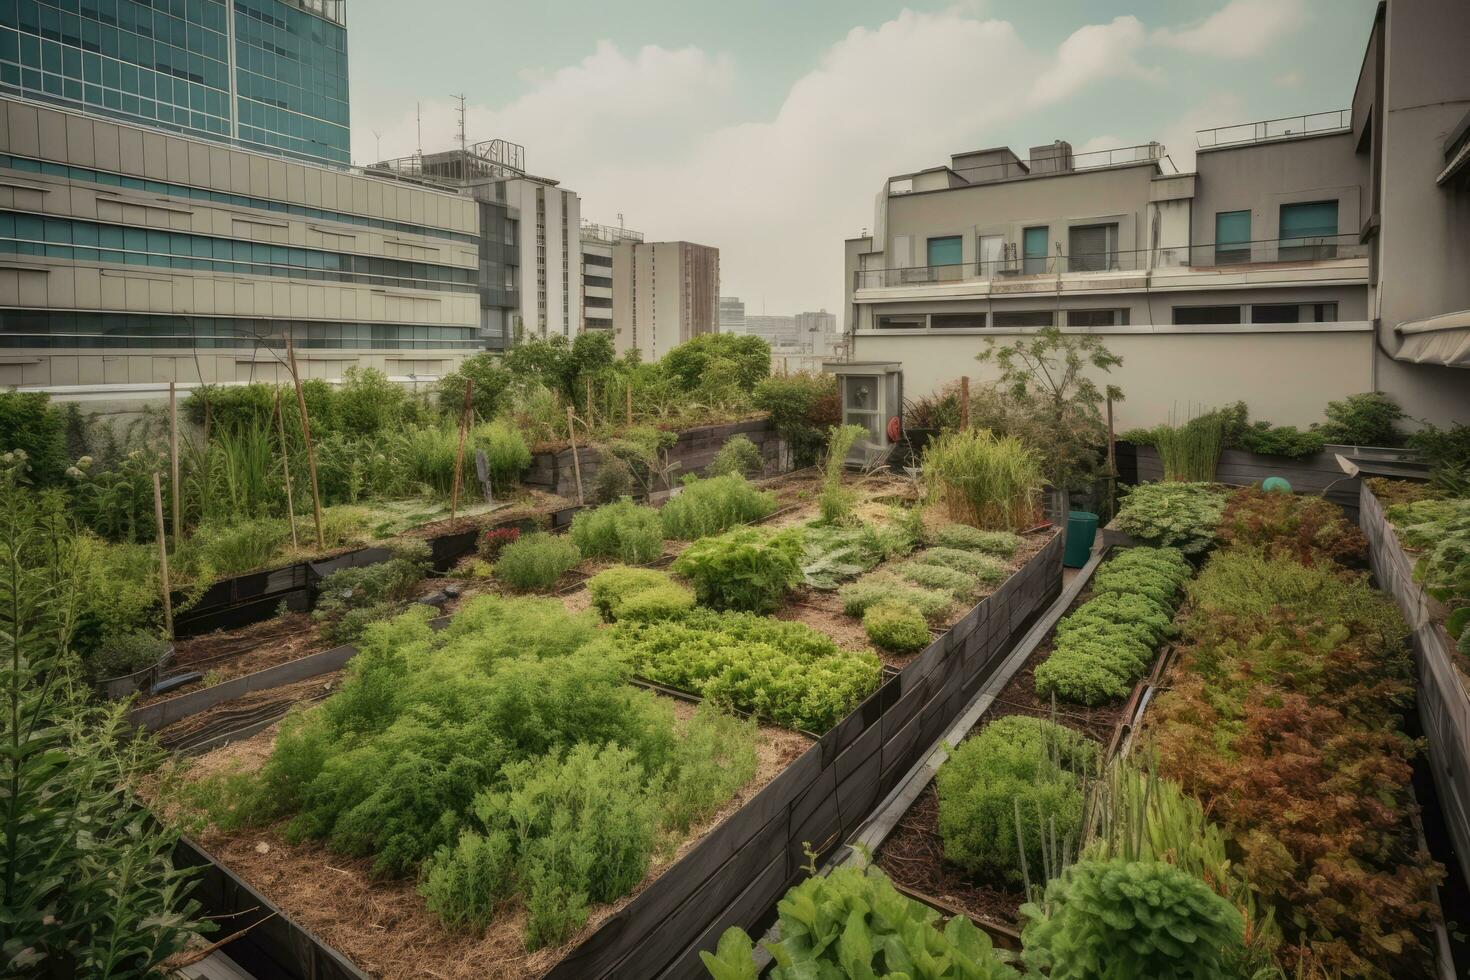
[343,0,1379,315]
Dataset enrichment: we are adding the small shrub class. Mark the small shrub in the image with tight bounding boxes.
[474,419,531,492]
[911,547,1007,582]
[863,601,930,653]
[478,525,521,560]
[934,523,1022,557]
[493,532,581,591]
[591,456,635,503]
[571,499,664,565]
[895,560,975,598]
[706,434,762,478]
[85,630,169,682]
[1113,482,1227,554]
[751,372,840,469]
[937,717,1097,883]
[670,527,802,613]
[1235,421,1325,458]
[660,474,776,540]
[1021,859,1243,980]
[838,571,953,621]
[587,566,694,622]
[1318,391,1404,446]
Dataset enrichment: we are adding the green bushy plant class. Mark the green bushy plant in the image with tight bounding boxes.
[863,600,931,653]
[571,499,665,565]
[334,367,406,436]
[1020,858,1243,980]
[933,523,1022,557]
[1218,486,1367,566]
[838,571,953,621]
[1318,391,1403,446]
[590,455,635,503]
[661,333,771,394]
[1235,420,1325,458]
[751,373,840,469]
[312,542,429,642]
[896,560,976,599]
[706,434,763,478]
[606,609,881,731]
[1387,497,1470,615]
[911,547,1007,582]
[172,516,292,582]
[800,522,909,590]
[701,863,1019,980]
[923,429,1043,531]
[85,630,170,682]
[937,717,1098,883]
[818,424,868,524]
[436,351,513,420]
[660,474,776,539]
[474,418,532,492]
[1129,411,1228,483]
[493,531,581,591]
[1113,482,1227,554]
[0,390,68,484]
[670,527,803,613]
[586,566,695,623]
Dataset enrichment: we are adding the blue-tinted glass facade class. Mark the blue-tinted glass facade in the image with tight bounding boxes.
[0,0,349,167]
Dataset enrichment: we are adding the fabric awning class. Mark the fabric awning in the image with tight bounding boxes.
[1394,309,1470,367]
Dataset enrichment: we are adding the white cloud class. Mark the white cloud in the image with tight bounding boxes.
[1032,16,1157,105]
[1153,0,1309,59]
[1155,92,1250,173]
[1275,70,1304,87]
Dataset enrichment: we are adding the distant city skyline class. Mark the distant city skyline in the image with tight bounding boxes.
[345,0,1378,313]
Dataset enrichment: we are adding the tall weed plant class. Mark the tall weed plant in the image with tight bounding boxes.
[922,429,1043,531]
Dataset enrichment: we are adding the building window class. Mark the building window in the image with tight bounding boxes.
[926,236,962,268]
[1067,223,1118,273]
[1278,201,1339,260]
[1173,305,1242,325]
[1022,226,1049,274]
[1251,302,1339,323]
[930,313,987,329]
[877,315,926,329]
[1215,210,1251,265]
[993,310,1054,328]
[1066,309,1130,327]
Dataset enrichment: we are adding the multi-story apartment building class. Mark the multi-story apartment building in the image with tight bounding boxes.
[0,95,480,390]
[1,0,351,167]
[843,0,1468,429]
[718,295,745,335]
[371,142,581,348]
[610,240,718,360]
[744,314,799,351]
[795,309,838,355]
[580,220,640,336]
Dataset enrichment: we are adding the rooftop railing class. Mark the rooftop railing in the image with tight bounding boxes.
[1196,110,1351,148]
[896,143,1167,192]
[853,234,1366,290]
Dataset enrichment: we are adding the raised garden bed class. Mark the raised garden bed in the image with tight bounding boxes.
[1360,481,1470,889]
[151,473,1064,980]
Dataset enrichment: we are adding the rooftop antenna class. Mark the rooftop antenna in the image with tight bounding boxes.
[371,128,381,161]
[415,102,422,159]
[452,93,467,155]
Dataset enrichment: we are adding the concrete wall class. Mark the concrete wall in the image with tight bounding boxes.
[1371,0,1470,425]
[883,162,1158,270]
[852,326,1374,429]
[1191,131,1369,259]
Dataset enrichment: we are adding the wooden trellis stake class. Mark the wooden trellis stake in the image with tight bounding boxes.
[960,376,970,429]
[284,337,325,550]
[450,379,474,520]
[567,405,584,504]
[272,388,298,550]
[152,471,174,639]
[168,381,181,540]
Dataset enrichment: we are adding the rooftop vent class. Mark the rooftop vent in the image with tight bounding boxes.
[1027,141,1074,175]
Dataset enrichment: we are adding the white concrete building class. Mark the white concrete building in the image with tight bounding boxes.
[581,221,642,335]
[611,240,719,360]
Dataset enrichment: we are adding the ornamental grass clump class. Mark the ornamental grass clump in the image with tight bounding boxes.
[586,566,694,623]
[492,531,581,591]
[1113,482,1227,554]
[863,600,931,653]
[603,609,882,732]
[922,429,1043,531]
[1129,409,1229,482]
[660,474,776,540]
[670,526,803,613]
[818,424,869,524]
[936,716,1098,884]
[570,499,665,565]
[1033,547,1191,706]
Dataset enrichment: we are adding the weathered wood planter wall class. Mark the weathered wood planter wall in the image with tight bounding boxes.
[523,418,779,498]
[1120,443,1362,516]
[1359,484,1470,887]
[546,531,1064,979]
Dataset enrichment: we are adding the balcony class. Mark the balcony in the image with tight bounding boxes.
[852,234,1368,294]
[1196,110,1351,148]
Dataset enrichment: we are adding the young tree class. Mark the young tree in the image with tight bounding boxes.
[976,327,1123,508]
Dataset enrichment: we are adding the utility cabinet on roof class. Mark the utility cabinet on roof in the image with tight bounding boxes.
[822,361,903,465]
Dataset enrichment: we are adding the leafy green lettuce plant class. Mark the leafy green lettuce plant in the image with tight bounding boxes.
[1113,482,1227,554]
[671,527,803,613]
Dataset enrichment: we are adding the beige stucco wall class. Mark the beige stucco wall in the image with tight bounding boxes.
[852,327,1375,430]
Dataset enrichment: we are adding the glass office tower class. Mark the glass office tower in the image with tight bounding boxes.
[0,0,350,166]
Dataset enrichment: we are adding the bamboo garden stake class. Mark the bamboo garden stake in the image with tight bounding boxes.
[567,405,584,504]
[626,383,633,427]
[152,471,174,638]
[960,376,970,430]
[450,378,474,521]
[272,388,298,549]
[168,381,181,540]
[284,337,325,550]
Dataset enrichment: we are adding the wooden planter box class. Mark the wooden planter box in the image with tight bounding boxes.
[1125,444,1362,516]
[1359,483,1470,888]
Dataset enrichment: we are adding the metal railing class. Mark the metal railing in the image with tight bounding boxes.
[933,143,1166,188]
[853,234,1366,289]
[1196,110,1351,148]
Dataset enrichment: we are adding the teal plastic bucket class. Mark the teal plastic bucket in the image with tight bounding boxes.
[1064,511,1099,568]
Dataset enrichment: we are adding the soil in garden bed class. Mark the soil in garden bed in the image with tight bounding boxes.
[155,671,344,752]
[156,699,812,980]
[873,578,1139,927]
